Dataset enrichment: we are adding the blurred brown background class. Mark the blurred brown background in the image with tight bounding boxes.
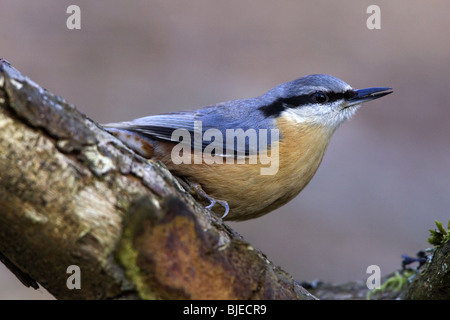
[1,1,449,299]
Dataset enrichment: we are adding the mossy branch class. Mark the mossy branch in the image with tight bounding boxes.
[0,59,313,300]
[1,58,448,300]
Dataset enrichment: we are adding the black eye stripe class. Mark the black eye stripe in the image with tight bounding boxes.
[258,95,309,117]
[328,90,358,101]
[314,91,328,103]
[259,90,357,117]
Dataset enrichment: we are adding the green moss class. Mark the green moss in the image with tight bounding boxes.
[427,220,450,247]
[367,270,414,300]
[116,225,158,300]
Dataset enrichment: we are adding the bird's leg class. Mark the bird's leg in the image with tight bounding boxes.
[177,177,230,219]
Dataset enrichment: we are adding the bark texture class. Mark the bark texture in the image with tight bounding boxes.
[0,59,447,300]
[0,59,314,300]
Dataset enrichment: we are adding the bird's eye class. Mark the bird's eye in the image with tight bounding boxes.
[313,91,329,104]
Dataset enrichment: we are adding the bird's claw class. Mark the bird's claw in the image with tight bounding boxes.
[176,177,230,219]
[186,181,229,219]
[216,200,230,219]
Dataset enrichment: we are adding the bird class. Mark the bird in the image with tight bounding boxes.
[103,74,392,221]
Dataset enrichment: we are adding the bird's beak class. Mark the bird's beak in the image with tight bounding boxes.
[347,87,393,107]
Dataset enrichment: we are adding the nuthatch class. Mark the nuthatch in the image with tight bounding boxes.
[104,74,392,221]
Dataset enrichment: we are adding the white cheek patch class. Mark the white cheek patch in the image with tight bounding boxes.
[281,102,360,128]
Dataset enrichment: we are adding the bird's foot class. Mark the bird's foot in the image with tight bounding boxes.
[177,178,229,219]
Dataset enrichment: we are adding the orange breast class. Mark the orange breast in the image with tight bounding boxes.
[153,119,334,221]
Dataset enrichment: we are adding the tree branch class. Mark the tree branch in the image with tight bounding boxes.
[0,59,314,300]
[1,59,448,300]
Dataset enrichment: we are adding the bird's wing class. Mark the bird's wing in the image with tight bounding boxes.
[103,111,199,143]
[103,103,277,156]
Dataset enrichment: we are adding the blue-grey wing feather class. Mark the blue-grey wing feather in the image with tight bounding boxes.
[104,97,278,155]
